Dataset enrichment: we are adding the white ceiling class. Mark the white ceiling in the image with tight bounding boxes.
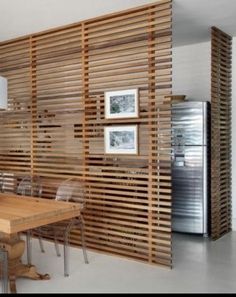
[0,0,236,46]
[173,0,236,46]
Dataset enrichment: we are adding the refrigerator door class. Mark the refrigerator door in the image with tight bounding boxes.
[171,101,208,146]
[172,145,208,234]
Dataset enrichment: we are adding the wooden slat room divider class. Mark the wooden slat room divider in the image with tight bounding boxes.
[0,0,172,266]
[211,26,232,240]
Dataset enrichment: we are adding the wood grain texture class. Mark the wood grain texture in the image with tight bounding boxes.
[0,193,80,234]
[0,0,172,267]
[211,26,232,240]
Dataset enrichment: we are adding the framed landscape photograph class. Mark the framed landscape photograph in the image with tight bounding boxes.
[105,89,139,119]
[104,125,138,155]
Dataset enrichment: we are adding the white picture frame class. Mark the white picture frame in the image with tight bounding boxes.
[105,89,139,119]
[104,125,138,155]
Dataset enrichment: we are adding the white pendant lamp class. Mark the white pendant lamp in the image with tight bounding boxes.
[0,76,8,110]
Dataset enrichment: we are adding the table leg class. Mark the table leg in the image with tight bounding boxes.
[0,233,50,293]
[9,275,16,294]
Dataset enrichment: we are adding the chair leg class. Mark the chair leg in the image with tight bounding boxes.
[1,250,8,293]
[63,218,89,277]
[64,231,69,277]
[38,236,45,253]
[80,220,89,264]
[26,230,32,265]
[54,236,61,257]
[9,275,16,294]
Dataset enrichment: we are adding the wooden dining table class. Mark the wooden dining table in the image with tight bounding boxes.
[0,192,81,293]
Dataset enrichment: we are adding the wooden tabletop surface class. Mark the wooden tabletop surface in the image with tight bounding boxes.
[0,193,80,234]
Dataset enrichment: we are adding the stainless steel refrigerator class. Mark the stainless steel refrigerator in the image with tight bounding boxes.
[171,101,210,236]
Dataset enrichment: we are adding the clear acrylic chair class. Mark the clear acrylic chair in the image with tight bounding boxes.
[0,173,4,193]
[16,175,43,266]
[16,175,42,197]
[0,175,9,292]
[34,178,89,277]
[0,248,8,293]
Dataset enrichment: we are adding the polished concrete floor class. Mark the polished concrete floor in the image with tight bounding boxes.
[4,232,236,293]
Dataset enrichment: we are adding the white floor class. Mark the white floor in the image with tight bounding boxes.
[4,232,236,293]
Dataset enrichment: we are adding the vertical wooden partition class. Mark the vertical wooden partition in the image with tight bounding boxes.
[211,27,232,240]
[0,0,172,266]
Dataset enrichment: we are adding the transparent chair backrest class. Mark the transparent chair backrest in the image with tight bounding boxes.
[55,178,86,210]
[0,173,3,193]
[17,176,42,197]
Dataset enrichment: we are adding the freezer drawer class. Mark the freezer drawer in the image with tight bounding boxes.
[172,146,208,234]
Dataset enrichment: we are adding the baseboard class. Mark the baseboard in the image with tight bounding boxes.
[232,218,236,231]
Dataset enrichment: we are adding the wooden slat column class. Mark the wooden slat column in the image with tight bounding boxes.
[147,7,156,264]
[0,0,172,267]
[0,38,32,191]
[30,37,37,177]
[211,26,232,240]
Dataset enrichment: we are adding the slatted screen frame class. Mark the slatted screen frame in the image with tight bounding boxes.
[211,26,232,240]
[0,0,172,266]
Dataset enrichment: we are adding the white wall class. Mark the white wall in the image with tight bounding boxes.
[173,41,211,101]
[173,39,236,229]
[0,0,156,41]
